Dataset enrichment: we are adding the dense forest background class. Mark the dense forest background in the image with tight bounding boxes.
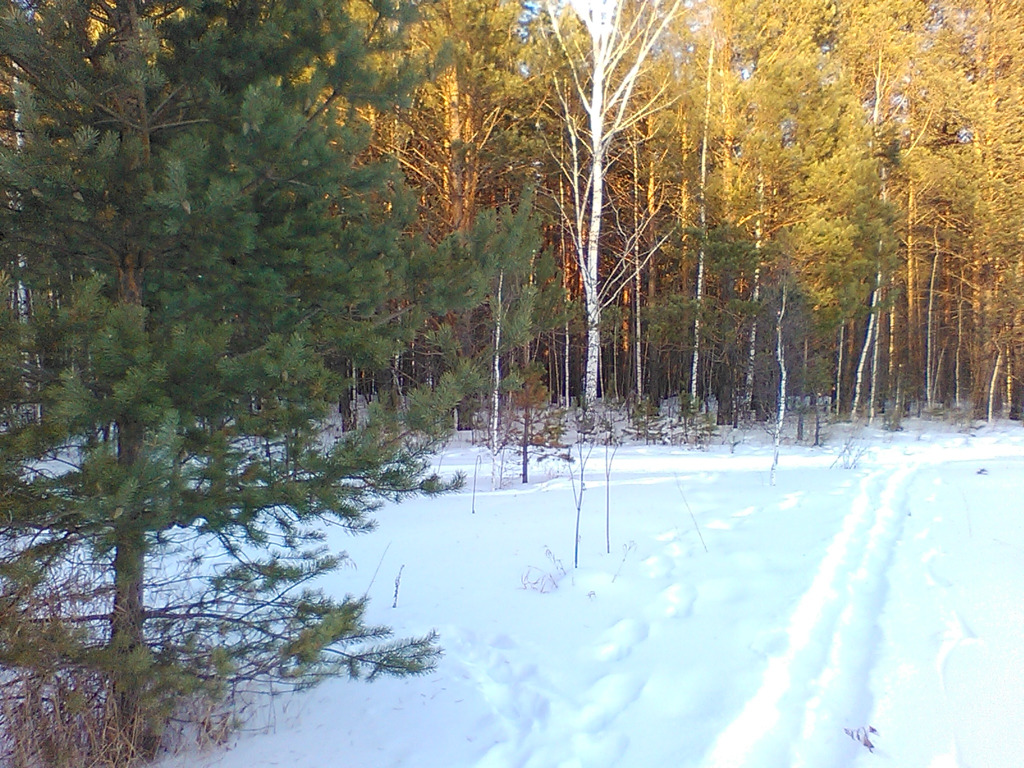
[369,0,1024,426]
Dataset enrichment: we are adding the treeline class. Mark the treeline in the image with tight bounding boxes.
[365,0,1024,425]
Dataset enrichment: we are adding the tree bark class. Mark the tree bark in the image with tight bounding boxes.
[771,284,787,486]
[690,39,714,405]
[925,226,940,408]
[491,271,504,488]
[852,267,881,420]
[111,260,155,754]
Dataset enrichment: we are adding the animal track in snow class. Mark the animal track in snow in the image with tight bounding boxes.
[642,555,673,579]
[923,549,953,588]
[779,491,804,510]
[645,583,697,620]
[593,619,649,662]
[575,674,646,733]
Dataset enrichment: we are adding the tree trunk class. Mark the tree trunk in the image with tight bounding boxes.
[852,267,881,420]
[988,345,1003,424]
[956,269,965,409]
[690,40,714,404]
[581,42,606,405]
[835,324,845,415]
[744,174,765,415]
[491,271,504,488]
[521,406,530,484]
[925,226,940,408]
[110,270,155,754]
[906,176,919,399]
[868,276,883,424]
[632,140,644,401]
[771,285,787,486]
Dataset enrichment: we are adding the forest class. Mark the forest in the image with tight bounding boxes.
[364,0,1024,427]
[0,0,1021,765]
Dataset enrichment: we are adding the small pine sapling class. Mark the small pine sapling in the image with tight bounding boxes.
[511,367,565,484]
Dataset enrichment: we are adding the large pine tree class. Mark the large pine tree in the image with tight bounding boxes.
[0,0,448,762]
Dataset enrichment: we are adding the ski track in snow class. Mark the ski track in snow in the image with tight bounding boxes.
[701,461,917,768]
[453,458,916,768]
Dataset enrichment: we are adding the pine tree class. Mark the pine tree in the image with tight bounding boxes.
[0,0,448,762]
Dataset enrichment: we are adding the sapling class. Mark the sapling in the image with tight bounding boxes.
[599,411,623,554]
[511,368,564,484]
[570,408,596,568]
[611,541,637,583]
[675,477,708,554]
[363,542,392,599]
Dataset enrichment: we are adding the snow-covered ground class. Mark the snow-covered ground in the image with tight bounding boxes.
[160,419,1024,768]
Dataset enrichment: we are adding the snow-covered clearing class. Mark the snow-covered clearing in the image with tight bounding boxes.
[161,420,1024,768]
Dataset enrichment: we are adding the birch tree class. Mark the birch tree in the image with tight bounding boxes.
[545,0,682,402]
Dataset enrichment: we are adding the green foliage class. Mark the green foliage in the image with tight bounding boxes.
[0,0,452,761]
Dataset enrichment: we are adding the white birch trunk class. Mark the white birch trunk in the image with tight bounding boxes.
[852,268,881,420]
[563,320,571,408]
[582,57,606,404]
[988,345,1002,424]
[1006,351,1013,419]
[634,249,643,401]
[490,271,504,488]
[549,0,682,404]
[743,267,760,412]
[743,174,764,414]
[835,324,844,416]
[868,283,883,425]
[632,142,644,401]
[955,282,964,409]
[770,285,787,486]
[690,40,714,404]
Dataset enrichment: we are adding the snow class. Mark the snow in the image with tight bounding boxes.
[159,420,1024,768]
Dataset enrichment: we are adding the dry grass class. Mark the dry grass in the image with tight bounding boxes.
[1,670,142,768]
[0,667,240,768]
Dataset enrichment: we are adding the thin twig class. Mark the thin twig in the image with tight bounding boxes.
[674,476,708,553]
[363,542,391,599]
[392,566,405,609]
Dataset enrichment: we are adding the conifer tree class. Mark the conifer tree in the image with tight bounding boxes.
[0,0,448,761]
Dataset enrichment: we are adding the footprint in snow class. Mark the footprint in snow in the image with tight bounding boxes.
[566,730,630,768]
[642,555,673,579]
[593,619,649,662]
[779,491,803,509]
[645,583,696,620]
[922,548,953,588]
[575,674,646,733]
